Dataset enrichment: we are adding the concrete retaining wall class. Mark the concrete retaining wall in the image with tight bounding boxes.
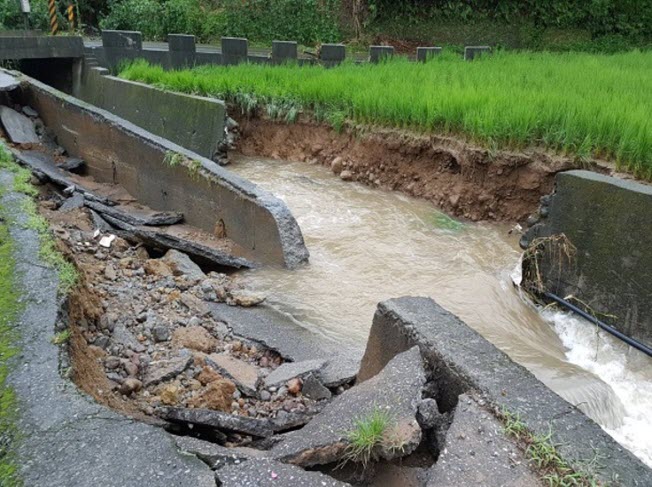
[14,71,308,268]
[522,170,652,348]
[73,65,225,160]
[359,296,652,485]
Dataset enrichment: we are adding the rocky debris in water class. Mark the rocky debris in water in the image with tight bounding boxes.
[162,407,274,438]
[301,373,332,401]
[206,353,260,397]
[162,249,206,281]
[425,394,539,487]
[264,359,326,389]
[174,436,266,469]
[226,289,266,307]
[187,378,236,412]
[172,326,218,353]
[331,156,344,174]
[271,347,425,467]
[0,106,39,144]
[143,355,193,388]
[339,169,354,181]
[215,458,350,487]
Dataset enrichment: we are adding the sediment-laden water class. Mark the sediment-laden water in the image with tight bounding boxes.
[230,155,652,466]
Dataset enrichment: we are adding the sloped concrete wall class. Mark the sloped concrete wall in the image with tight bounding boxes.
[14,71,308,269]
[359,297,652,485]
[74,65,225,160]
[523,170,652,347]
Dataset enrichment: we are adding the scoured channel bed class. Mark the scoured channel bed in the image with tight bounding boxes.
[2,81,651,485]
[229,155,652,468]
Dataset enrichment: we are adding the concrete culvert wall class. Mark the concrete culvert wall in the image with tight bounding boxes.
[522,170,652,348]
[73,64,226,161]
[14,71,309,268]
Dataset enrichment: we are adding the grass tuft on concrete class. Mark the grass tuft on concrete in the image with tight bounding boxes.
[343,407,393,468]
[120,50,652,179]
[500,408,600,486]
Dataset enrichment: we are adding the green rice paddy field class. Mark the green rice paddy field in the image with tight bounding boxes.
[120,50,652,179]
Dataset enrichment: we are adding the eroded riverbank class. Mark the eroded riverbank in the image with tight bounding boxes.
[229,155,652,467]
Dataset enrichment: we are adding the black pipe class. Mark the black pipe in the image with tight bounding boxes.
[544,292,652,358]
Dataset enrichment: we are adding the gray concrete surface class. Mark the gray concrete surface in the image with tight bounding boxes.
[0,35,83,61]
[216,458,350,486]
[271,347,425,467]
[523,170,652,348]
[74,65,226,160]
[358,296,652,485]
[426,394,541,486]
[10,69,309,268]
[208,302,361,387]
[1,170,214,487]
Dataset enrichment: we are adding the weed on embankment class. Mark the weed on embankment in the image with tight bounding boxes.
[120,50,652,180]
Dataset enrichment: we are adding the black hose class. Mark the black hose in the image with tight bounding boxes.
[544,292,652,358]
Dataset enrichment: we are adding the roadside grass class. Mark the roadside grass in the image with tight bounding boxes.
[0,168,22,485]
[120,50,652,179]
[500,409,601,486]
[0,146,78,295]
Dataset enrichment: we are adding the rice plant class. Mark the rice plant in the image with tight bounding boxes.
[120,50,652,179]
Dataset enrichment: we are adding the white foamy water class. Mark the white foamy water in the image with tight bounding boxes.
[543,310,652,467]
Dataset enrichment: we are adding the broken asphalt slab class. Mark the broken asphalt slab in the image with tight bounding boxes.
[209,302,361,387]
[174,436,268,469]
[162,406,274,438]
[1,170,214,487]
[271,346,426,467]
[215,458,351,487]
[0,105,39,143]
[426,394,542,487]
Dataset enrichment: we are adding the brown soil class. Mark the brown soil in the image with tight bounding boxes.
[234,117,607,223]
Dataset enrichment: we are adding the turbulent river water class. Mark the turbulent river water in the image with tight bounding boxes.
[230,155,652,466]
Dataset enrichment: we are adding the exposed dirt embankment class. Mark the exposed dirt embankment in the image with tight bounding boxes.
[235,117,597,222]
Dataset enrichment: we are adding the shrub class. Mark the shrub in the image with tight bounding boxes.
[100,0,164,39]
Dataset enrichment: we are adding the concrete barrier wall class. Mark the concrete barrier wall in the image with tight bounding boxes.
[16,72,309,269]
[0,36,83,60]
[359,296,652,485]
[522,170,652,347]
[74,65,225,160]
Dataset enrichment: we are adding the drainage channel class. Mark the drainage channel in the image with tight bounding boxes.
[229,155,652,467]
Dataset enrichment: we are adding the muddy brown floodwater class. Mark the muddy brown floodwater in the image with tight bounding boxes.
[229,155,652,466]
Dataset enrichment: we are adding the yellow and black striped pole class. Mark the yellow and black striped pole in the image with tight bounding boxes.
[67,4,74,30]
[48,0,58,35]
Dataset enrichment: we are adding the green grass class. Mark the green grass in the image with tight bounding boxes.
[344,407,392,468]
[120,50,652,179]
[0,146,78,295]
[0,167,22,486]
[500,409,600,486]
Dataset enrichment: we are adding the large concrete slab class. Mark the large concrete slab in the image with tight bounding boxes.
[358,297,652,485]
[1,170,214,487]
[426,394,541,486]
[215,458,350,486]
[0,105,39,143]
[271,347,425,467]
[522,170,652,348]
